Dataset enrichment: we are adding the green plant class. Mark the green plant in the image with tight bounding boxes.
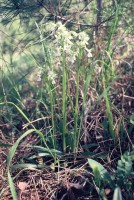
[115,151,133,189]
[88,150,134,200]
[88,158,115,200]
[0,1,133,199]
[34,21,94,154]
[101,1,121,143]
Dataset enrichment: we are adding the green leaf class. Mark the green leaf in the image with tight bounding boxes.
[130,114,134,125]
[29,145,63,157]
[93,167,102,187]
[26,153,51,161]
[12,163,48,170]
[0,142,12,147]
[82,143,98,150]
[115,151,132,186]
[113,187,122,200]
[7,129,35,200]
[81,152,100,157]
[129,150,134,160]
[81,152,106,159]
[7,129,35,167]
[88,158,115,189]
[8,170,18,200]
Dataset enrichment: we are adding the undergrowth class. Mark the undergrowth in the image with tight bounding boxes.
[0,0,134,200]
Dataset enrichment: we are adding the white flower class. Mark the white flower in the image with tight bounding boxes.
[78,32,89,43]
[48,70,57,84]
[76,32,89,48]
[47,22,92,70]
[55,47,62,57]
[86,48,92,58]
[71,31,78,38]
[36,69,42,82]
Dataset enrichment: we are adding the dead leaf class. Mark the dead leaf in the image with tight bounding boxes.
[105,188,111,196]
[18,182,28,191]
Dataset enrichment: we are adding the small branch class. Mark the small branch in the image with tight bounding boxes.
[55,14,114,28]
